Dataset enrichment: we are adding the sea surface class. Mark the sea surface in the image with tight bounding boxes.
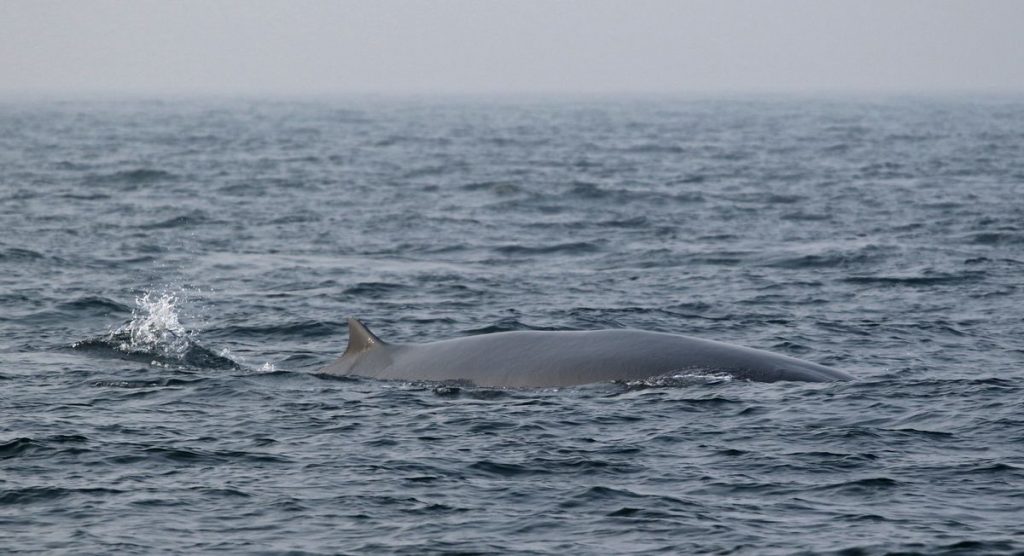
[2,96,1023,554]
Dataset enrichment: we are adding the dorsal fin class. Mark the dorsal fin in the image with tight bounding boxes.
[344,318,385,356]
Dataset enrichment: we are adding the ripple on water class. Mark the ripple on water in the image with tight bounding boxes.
[2,98,1024,554]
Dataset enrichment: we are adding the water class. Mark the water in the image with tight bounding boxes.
[2,96,1023,554]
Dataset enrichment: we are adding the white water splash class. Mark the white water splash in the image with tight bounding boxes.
[257,362,277,373]
[112,292,191,358]
[622,370,735,389]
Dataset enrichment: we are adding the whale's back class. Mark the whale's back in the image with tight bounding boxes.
[324,321,851,387]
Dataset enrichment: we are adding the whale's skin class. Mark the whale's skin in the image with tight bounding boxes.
[320,319,853,387]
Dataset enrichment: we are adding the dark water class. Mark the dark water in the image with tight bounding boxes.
[2,96,1023,554]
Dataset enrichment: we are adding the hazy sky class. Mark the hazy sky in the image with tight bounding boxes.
[2,0,1022,96]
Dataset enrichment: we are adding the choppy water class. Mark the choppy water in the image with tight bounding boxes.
[2,96,1023,554]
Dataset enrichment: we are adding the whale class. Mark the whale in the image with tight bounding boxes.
[320,319,853,387]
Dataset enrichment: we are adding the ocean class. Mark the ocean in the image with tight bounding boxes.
[2,96,1023,554]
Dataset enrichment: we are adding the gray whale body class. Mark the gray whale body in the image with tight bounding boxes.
[321,319,853,387]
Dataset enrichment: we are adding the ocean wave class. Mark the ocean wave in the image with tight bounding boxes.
[84,168,178,187]
[493,241,603,256]
[139,209,217,230]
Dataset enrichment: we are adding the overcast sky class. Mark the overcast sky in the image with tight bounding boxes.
[2,0,1022,96]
